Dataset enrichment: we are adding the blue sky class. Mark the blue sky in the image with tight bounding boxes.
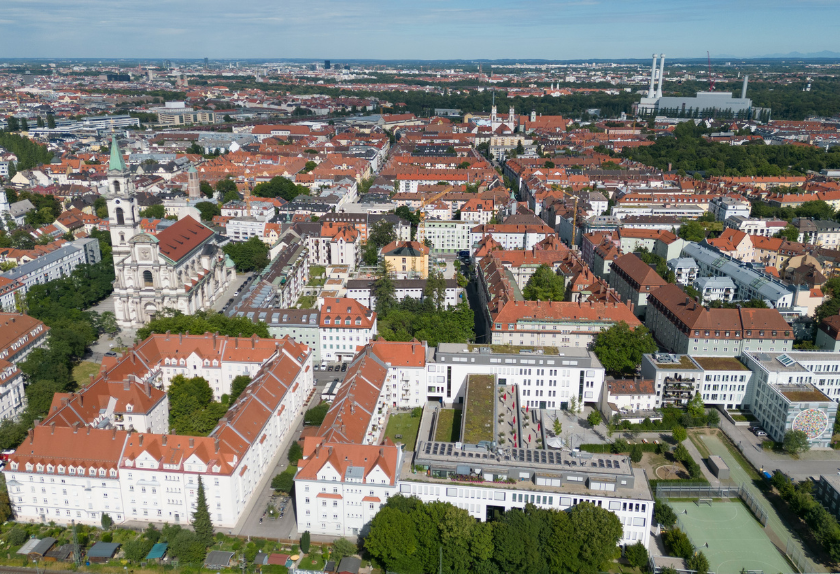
[0,0,838,60]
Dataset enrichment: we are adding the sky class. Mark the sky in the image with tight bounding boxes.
[1,0,839,61]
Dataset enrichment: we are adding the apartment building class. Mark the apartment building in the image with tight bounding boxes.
[724,216,788,238]
[791,218,840,248]
[416,220,471,254]
[709,196,751,221]
[294,340,651,546]
[346,278,461,311]
[3,335,313,527]
[318,298,377,363]
[609,254,668,319]
[1,238,101,295]
[0,312,50,367]
[645,284,794,357]
[666,258,699,286]
[380,240,429,279]
[307,223,361,270]
[469,223,556,252]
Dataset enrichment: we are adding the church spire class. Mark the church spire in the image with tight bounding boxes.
[108,136,127,173]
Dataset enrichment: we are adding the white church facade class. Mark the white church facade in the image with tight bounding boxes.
[106,138,236,328]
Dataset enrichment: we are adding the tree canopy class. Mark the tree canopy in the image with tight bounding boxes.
[365,497,622,574]
[522,264,565,301]
[136,309,270,340]
[222,236,269,272]
[167,375,227,436]
[253,176,310,201]
[592,321,658,376]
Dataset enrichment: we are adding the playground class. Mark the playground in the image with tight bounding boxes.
[668,500,793,574]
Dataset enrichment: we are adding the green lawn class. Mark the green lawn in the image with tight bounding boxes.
[72,361,101,386]
[298,555,325,571]
[297,295,317,309]
[384,413,421,451]
[435,409,462,442]
[463,375,495,444]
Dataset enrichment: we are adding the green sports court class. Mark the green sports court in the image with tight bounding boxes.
[668,500,793,574]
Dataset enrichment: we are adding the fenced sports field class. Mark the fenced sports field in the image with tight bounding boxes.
[668,500,793,574]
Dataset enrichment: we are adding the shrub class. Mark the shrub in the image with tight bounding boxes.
[672,425,687,443]
[630,443,643,463]
[301,530,311,554]
[673,444,690,463]
[663,528,693,559]
[304,402,330,426]
[411,407,422,418]
[101,532,113,543]
[611,438,628,454]
[687,551,710,574]
[7,527,27,546]
[587,410,602,427]
[288,441,303,465]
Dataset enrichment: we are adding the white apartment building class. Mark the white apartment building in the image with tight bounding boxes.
[724,216,788,238]
[307,223,361,270]
[221,201,275,221]
[710,196,751,221]
[226,217,267,242]
[0,361,25,422]
[666,258,699,286]
[319,298,377,363]
[1,239,101,295]
[417,220,472,254]
[346,278,462,311]
[0,312,50,366]
[693,276,737,303]
[469,223,556,252]
[4,335,313,527]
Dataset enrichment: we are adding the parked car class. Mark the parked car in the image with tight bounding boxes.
[341,363,347,372]
[755,430,767,437]
[328,365,334,371]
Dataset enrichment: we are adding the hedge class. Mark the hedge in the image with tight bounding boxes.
[580,443,659,454]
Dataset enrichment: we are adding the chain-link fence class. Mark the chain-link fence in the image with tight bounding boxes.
[655,482,739,500]
[737,483,769,526]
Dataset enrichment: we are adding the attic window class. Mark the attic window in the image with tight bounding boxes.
[326,306,332,312]
[347,307,352,313]
[355,318,361,325]
[325,318,330,325]
[345,319,350,325]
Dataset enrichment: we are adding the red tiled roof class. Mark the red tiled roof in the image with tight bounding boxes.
[155,216,214,262]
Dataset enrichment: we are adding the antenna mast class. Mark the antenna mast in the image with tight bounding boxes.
[707,51,715,91]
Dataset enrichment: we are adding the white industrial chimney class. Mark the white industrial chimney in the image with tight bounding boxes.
[656,54,665,98]
[648,54,658,98]
[741,75,749,99]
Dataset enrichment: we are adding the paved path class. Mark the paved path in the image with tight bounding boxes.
[233,379,325,539]
[699,433,827,573]
[718,416,840,481]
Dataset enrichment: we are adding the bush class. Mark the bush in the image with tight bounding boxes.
[587,410,602,427]
[288,441,303,465]
[630,443,643,463]
[101,532,113,543]
[611,438,628,454]
[783,429,811,455]
[332,538,357,562]
[672,425,687,443]
[7,527,27,546]
[673,444,690,463]
[272,467,295,494]
[304,402,330,426]
[411,407,422,418]
[663,528,693,559]
[101,513,113,530]
[301,530,311,554]
[687,551,710,574]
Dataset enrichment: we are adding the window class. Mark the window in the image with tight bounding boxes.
[116,207,125,225]
[143,270,153,287]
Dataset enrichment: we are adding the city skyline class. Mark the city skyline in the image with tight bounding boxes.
[1,0,838,60]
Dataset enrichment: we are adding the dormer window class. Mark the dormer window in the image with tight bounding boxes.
[326,306,332,312]
[127,404,133,412]
[346,307,352,313]
[355,319,361,325]
[345,319,350,325]
[325,319,330,325]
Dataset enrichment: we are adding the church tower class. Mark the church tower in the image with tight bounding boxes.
[105,137,140,261]
[187,165,200,199]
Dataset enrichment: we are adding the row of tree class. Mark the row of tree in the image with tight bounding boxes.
[222,235,270,272]
[365,496,625,574]
[0,231,116,451]
[623,120,840,176]
[771,471,840,562]
[0,131,53,171]
[136,309,270,340]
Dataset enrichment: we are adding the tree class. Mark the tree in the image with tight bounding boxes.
[271,469,294,494]
[672,425,687,443]
[187,142,203,155]
[592,322,658,375]
[687,392,705,418]
[663,528,693,559]
[553,418,562,436]
[98,311,119,335]
[654,499,677,527]
[775,224,800,242]
[170,529,207,564]
[424,268,447,311]
[587,410,601,427]
[302,161,317,173]
[123,537,154,562]
[7,526,27,546]
[137,309,269,340]
[515,140,525,155]
[47,115,56,129]
[630,443,643,463]
[223,236,269,272]
[19,118,28,132]
[36,116,45,128]
[364,507,419,574]
[816,296,840,324]
[679,220,706,242]
[301,531,311,554]
[332,538,356,562]
[544,160,555,168]
[192,476,214,547]
[216,178,238,195]
[288,441,303,465]
[140,204,166,219]
[687,551,710,574]
[194,201,221,221]
[673,443,690,463]
[625,541,648,570]
[372,260,397,314]
[568,502,623,573]
[229,375,250,403]
[253,176,309,201]
[783,429,811,455]
[101,513,113,530]
[523,264,565,301]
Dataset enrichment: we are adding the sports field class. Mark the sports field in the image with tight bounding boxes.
[669,500,793,574]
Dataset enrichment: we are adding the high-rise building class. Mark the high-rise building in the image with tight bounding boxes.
[204,57,209,67]
[324,60,331,70]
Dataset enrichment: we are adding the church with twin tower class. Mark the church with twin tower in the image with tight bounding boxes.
[106,137,236,328]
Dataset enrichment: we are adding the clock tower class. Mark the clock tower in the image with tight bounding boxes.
[105,137,140,261]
